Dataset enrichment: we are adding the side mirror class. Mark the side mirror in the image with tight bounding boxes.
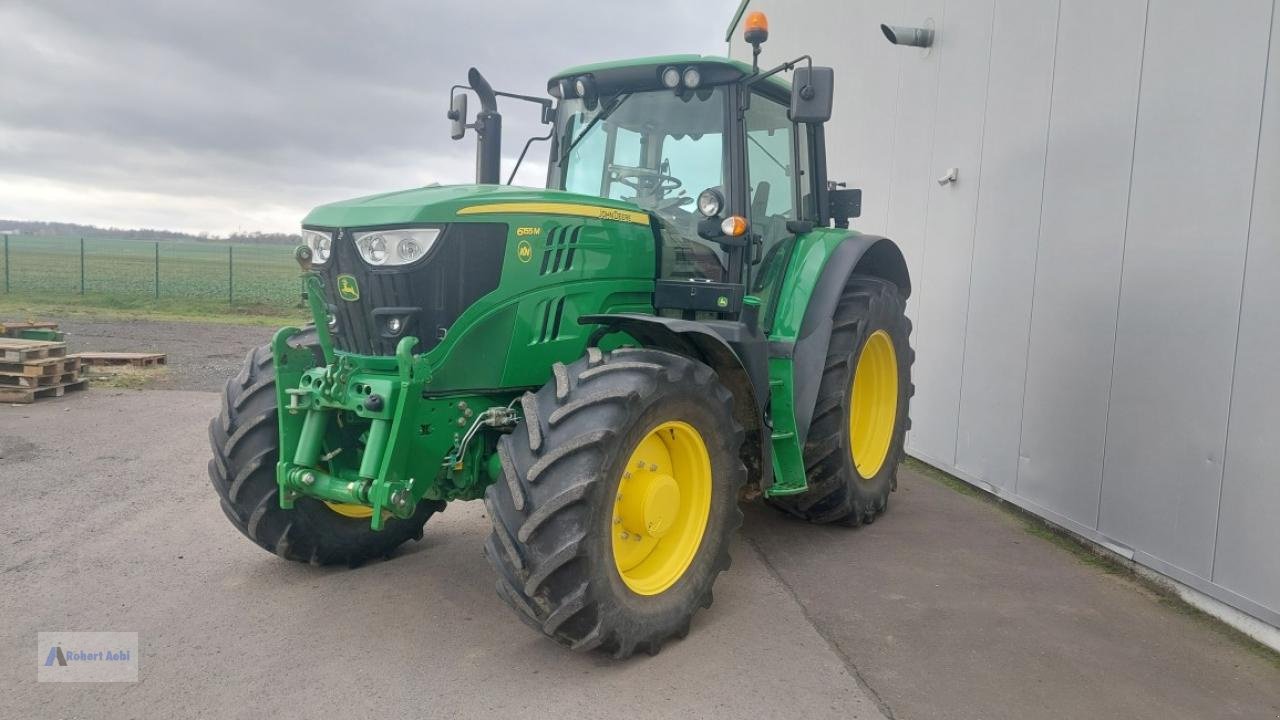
[448,93,468,140]
[789,66,834,123]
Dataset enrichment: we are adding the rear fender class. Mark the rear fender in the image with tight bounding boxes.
[786,233,910,444]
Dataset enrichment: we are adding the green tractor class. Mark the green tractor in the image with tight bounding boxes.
[208,24,913,658]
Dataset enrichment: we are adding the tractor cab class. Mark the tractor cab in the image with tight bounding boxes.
[451,49,847,325]
[543,54,845,325]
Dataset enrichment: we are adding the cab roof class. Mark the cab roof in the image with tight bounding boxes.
[547,54,790,96]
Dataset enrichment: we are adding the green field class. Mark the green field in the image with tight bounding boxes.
[1,234,305,318]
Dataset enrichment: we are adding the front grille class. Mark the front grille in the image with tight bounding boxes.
[316,223,507,355]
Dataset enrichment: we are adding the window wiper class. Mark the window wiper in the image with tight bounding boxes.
[747,133,788,173]
[559,93,633,166]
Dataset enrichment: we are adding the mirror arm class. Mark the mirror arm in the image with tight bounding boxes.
[493,90,554,124]
[506,127,555,185]
[745,54,813,88]
[452,86,554,125]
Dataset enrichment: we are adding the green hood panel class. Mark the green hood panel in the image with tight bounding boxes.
[303,185,650,228]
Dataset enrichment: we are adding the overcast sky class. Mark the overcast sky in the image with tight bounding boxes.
[0,0,739,235]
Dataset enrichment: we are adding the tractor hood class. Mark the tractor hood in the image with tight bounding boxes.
[302,184,651,228]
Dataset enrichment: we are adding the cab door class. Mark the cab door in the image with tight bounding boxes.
[743,91,813,329]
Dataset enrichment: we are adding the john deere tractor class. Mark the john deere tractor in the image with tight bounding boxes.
[209,18,912,659]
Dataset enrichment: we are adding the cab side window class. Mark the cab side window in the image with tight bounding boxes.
[744,94,796,240]
[744,93,809,326]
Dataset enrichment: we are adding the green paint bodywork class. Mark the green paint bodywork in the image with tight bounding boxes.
[761,227,851,494]
[269,57,863,526]
[303,184,648,228]
[277,187,659,524]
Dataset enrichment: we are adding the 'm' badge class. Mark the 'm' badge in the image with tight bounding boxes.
[516,240,533,263]
[337,275,360,301]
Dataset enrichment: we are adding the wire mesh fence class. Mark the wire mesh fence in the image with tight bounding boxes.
[0,234,303,308]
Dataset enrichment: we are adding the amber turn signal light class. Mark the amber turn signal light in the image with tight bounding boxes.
[720,215,748,237]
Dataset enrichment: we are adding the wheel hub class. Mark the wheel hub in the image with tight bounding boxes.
[612,421,712,596]
[619,471,681,539]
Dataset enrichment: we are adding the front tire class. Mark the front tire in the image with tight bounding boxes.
[484,348,745,658]
[208,337,441,566]
[771,275,914,526]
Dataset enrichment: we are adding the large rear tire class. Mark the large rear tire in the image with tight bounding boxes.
[771,275,913,526]
[484,348,745,658]
[208,336,441,566]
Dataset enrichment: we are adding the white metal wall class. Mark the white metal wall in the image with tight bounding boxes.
[730,0,1280,628]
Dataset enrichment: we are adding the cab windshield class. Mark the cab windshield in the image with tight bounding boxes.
[551,87,728,243]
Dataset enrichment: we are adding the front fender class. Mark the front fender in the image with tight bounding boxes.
[580,313,772,492]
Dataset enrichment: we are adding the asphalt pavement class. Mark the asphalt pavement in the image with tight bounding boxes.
[2,388,1277,719]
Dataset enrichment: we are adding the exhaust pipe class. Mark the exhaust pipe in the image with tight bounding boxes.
[468,68,502,184]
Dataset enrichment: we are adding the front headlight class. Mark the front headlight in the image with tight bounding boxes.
[353,228,440,266]
[301,229,333,265]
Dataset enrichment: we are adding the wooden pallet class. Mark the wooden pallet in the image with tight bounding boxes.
[0,356,80,378]
[0,378,87,404]
[0,370,78,389]
[0,338,67,363]
[73,351,167,368]
[0,321,59,337]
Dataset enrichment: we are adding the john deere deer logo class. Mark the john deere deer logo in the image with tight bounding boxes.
[516,240,533,263]
[337,274,360,301]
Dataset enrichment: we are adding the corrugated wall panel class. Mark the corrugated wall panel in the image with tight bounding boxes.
[729,0,1280,627]
[882,0,946,331]
[1015,0,1148,528]
[1213,1,1280,613]
[1098,0,1272,578]
[907,0,996,465]
[822,0,905,236]
[953,0,1059,490]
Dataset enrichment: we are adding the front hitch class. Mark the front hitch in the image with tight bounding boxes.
[272,318,422,530]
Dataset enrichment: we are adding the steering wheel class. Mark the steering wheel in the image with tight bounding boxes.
[608,164,683,195]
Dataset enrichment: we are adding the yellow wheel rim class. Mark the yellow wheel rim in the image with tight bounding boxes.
[324,501,374,519]
[612,421,713,596]
[849,329,899,480]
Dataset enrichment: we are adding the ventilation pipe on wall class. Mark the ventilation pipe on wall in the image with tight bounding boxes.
[880,23,934,48]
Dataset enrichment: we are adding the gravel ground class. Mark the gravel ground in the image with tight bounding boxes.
[55,317,275,391]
